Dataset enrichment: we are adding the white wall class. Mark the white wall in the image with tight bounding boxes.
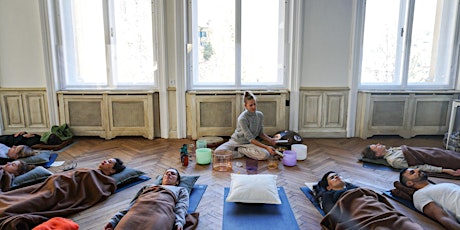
[300,0,353,87]
[0,0,46,87]
[0,0,356,90]
[0,0,358,137]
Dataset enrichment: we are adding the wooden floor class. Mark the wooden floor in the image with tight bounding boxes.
[48,135,458,230]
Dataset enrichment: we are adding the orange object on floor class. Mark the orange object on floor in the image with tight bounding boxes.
[33,217,79,230]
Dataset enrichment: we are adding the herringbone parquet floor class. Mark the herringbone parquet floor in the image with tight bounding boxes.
[49,135,458,230]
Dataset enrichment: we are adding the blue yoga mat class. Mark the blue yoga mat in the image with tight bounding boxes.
[223,187,299,230]
[115,175,151,193]
[382,190,423,215]
[299,187,325,216]
[188,184,207,213]
[362,162,399,172]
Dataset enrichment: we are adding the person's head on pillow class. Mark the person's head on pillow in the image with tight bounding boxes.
[320,171,347,191]
[361,143,387,159]
[161,168,181,186]
[7,145,36,160]
[98,158,126,176]
[1,160,35,176]
[399,167,430,188]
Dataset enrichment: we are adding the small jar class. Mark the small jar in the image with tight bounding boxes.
[267,156,278,170]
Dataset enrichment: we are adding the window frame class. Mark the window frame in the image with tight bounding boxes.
[186,0,292,90]
[42,0,162,91]
[357,0,460,91]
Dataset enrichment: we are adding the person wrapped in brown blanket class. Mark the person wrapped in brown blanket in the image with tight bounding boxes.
[321,188,424,230]
[105,168,198,230]
[362,144,460,178]
[317,171,423,230]
[0,168,116,230]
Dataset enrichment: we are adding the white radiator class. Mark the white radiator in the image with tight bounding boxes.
[58,91,155,139]
[186,91,288,139]
[356,91,458,138]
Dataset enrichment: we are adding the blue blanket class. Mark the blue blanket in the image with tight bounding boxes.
[223,187,299,230]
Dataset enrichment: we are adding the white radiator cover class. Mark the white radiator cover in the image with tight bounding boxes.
[186,91,289,139]
[58,91,154,139]
[356,91,459,139]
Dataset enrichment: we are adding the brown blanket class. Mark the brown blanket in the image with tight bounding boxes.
[390,181,416,201]
[320,188,423,230]
[401,145,460,169]
[401,145,460,179]
[0,168,116,230]
[115,186,198,230]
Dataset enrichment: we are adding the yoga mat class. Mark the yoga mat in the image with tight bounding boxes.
[362,161,398,171]
[223,187,299,230]
[382,190,423,215]
[115,175,151,193]
[43,153,58,168]
[188,184,207,213]
[362,160,460,180]
[299,187,325,216]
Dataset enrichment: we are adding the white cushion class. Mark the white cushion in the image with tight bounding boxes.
[226,173,281,204]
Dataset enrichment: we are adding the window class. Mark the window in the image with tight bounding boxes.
[359,0,459,90]
[188,0,289,90]
[45,0,159,90]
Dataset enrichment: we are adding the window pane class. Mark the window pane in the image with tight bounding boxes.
[62,0,107,86]
[408,0,453,85]
[113,0,155,85]
[196,0,235,84]
[241,0,283,84]
[408,0,437,84]
[360,0,400,85]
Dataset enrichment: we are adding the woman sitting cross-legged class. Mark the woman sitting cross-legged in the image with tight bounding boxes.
[104,168,190,230]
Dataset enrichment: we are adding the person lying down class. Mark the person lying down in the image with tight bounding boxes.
[0,144,37,165]
[362,143,460,177]
[105,168,198,230]
[0,158,125,229]
[315,171,423,229]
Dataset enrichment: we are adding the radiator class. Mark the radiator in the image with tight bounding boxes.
[356,91,458,138]
[186,91,288,139]
[58,91,155,139]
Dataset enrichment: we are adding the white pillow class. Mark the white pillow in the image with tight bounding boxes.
[305,182,316,192]
[226,173,281,204]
